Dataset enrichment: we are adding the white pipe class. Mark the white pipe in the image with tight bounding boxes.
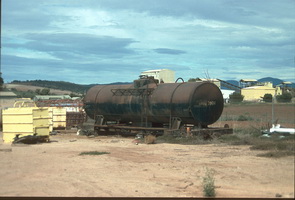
[269,124,295,134]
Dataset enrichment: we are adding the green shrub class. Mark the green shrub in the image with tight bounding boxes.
[202,168,216,197]
[276,93,292,103]
[219,134,240,143]
[229,92,244,103]
[263,93,273,102]
[237,114,253,121]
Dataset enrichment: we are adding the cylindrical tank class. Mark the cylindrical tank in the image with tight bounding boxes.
[83,81,224,127]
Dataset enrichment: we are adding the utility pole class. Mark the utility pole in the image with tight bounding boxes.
[272,88,278,125]
[0,0,2,80]
[0,0,3,91]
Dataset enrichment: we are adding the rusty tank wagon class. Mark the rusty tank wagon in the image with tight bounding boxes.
[83,76,232,136]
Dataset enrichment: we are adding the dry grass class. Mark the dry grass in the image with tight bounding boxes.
[202,167,216,197]
[144,134,156,144]
[158,126,295,158]
[79,151,110,156]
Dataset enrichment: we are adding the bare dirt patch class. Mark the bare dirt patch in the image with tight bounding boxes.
[0,132,294,198]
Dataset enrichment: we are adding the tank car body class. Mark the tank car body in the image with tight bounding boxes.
[83,77,224,128]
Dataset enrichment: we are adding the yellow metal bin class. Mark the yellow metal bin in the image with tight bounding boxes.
[2,106,50,143]
[48,107,67,131]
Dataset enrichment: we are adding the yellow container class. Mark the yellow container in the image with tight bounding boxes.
[48,107,67,131]
[2,107,50,143]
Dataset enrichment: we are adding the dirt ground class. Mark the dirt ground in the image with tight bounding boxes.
[0,103,294,198]
[0,131,294,198]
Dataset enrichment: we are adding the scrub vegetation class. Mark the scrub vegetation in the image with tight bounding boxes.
[79,151,110,156]
[202,167,216,197]
[220,129,295,158]
[158,128,294,158]
[158,101,295,159]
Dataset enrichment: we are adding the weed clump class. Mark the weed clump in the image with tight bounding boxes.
[237,114,253,121]
[145,134,156,144]
[202,167,216,197]
[156,134,214,145]
[79,151,110,156]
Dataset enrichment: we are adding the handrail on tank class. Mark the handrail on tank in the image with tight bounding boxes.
[175,77,185,83]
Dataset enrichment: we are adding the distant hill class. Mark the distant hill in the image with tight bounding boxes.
[224,80,239,86]
[10,80,133,94]
[11,80,93,94]
[221,77,294,89]
[258,77,284,86]
[257,77,294,87]
[9,77,294,94]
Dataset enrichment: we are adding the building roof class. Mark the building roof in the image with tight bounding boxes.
[34,95,71,100]
[195,78,220,82]
[240,79,258,82]
[0,91,17,97]
[242,85,275,90]
[282,81,292,85]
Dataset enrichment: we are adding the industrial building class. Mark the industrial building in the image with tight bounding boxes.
[0,91,17,109]
[191,78,235,102]
[0,91,18,131]
[195,78,221,88]
[221,89,235,103]
[241,82,282,101]
[191,78,287,102]
[34,95,72,101]
[240,79,259,88]
[140,69,175,83]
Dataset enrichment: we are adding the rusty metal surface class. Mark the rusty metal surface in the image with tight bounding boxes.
[66,112,86,128]
[94,124,167,131]
[83,81,223,127]
[35,99,83,108]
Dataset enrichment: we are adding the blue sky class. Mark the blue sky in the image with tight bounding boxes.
[1,0,295,84]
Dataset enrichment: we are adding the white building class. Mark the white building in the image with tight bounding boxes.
[140,69,175,83]
[221,89,235,103]
[195,78,221,88]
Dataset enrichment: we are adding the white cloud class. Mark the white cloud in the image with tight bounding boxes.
[2,0,295,84]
